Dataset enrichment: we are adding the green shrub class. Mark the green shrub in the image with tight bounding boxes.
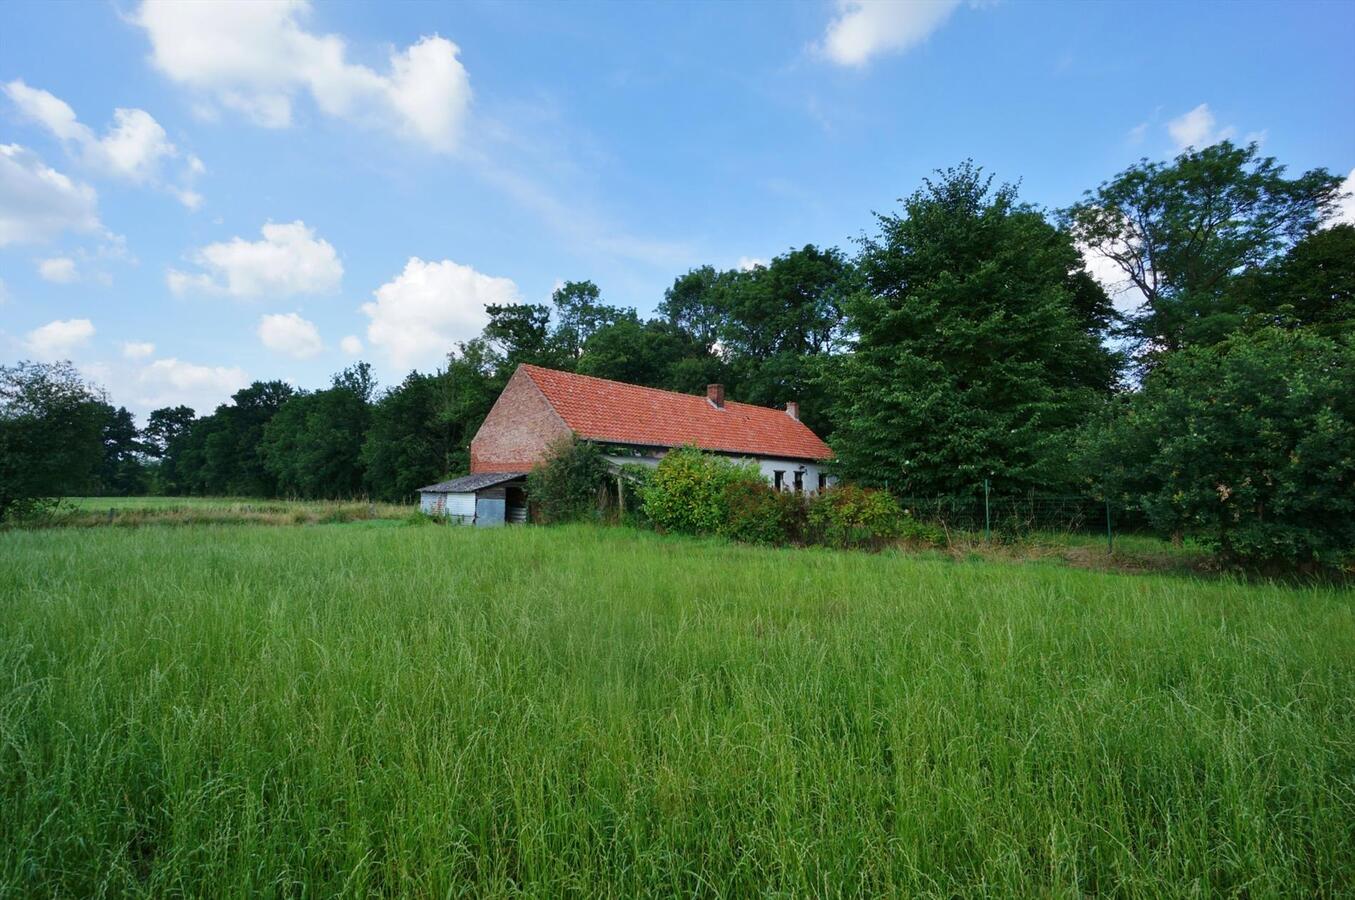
[527,436,610,524]
[719,479,806,546]
[1078,327,1355,572]
[641,447,761,536]
[808,485,908,550]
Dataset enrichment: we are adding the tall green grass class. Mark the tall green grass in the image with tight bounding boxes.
[2,524,1351,896]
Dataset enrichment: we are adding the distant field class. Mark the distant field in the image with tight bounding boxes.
[2,523,1351,895]
[38,496,413,527]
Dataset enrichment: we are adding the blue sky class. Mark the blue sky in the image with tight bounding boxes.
[2,0,1353,418]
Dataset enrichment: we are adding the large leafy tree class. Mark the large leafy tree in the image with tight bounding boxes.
[659,265,724,351]
[550,280,627,360]
[832,163,1119,495]
[95,403,148,495]
[577,315,720,391]
[261,364,374,498]
[1227,223,1355,336]
[167,381,295,495]
[714,245,853,435]
[362,365,480,501]
[1065,141,1343,361]
[1078,328,1354,571]
[0,361,105,520]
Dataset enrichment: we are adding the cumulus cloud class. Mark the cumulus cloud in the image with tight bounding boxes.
[4,80,200,204]
[339,334,363,355]
[137,357,249,411]
[25,318,95,359]
[0,144,102,246]
[122,341,156,359]
[132,0,472,151]
[1325,168,1355,228]
[168,220,342,299]
[38,257,79,283]
[362,257,513,369]
[258,312,323,359]
[1167,103,1236,151]
[736,256,766,271]
[819,0,962,67]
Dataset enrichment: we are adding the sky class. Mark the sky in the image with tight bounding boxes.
[2,0,1353,419]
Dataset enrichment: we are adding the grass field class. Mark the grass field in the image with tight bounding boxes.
[2,522,1352,896]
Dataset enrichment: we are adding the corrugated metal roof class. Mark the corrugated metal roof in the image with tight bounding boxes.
[519,364,833,461]
[418,472,524,493]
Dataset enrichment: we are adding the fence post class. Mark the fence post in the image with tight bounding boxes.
[1105,498,1113,556]
[983,478,991,543]
[108,507,115,524]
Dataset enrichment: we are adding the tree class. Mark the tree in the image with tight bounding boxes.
[576,315,719,391]
[96,403,148,495]
[170,381,295,495]
[260,365,373,498]
[1065,141,1344,361]
[0,361,105,520]
[1227,223,1355,335]
[1078,328,1355,572]
[659,266,724,350]
[144,405,195,459]
[363,372,458,501]
[550,280,626,360]
[483,302,563,370]
[832,163,1120,496]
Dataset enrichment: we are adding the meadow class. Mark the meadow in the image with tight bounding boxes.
[1,520,1352,896]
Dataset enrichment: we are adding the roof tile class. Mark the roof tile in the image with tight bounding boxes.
[520,364,832,461]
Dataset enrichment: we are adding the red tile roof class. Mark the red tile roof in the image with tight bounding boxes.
[520,364,833,461]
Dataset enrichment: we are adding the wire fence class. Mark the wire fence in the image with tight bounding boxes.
[897,481,1140,552]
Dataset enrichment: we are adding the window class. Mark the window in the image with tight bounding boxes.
[793,470,804,494]
[818,473,828,492]
[773,470,784,491]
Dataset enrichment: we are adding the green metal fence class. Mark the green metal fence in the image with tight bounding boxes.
[898,481,1123,552]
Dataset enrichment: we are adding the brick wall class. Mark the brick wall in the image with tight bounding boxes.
[470,366,573,473]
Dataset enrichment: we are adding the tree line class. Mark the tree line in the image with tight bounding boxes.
[3,143,1351,568]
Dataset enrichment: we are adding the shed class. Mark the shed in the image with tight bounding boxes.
[418,473,528,526]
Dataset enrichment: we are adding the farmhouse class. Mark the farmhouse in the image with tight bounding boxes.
[419,363,835,524]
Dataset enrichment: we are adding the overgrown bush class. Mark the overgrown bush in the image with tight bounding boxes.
[1077,327,1355,573]
[527,436,610,524]
[719,479,806,546]
[641,447,762,536]
[808,485,909,550]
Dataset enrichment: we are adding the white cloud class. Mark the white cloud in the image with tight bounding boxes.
[3,79,90,142]
[819,0,961,67]
[736,256,766,271]
[339,334,363,355]
[37,257,79,283]
[0,144,102,246]
[1166,103,1236,151]
[168,220,342,298]
[1080,245,1147,316]
[24,318,95,359]
[258,312,323,359]
[362,257,513,369]
[132,0,472,151]
[1325,168,1355,228]
[137,357,249,411]
[1127,121,1149,145]
[4,81,197,201]
[122,341,156,359]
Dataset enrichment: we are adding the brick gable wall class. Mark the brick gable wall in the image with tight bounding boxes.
[469,367,572,473]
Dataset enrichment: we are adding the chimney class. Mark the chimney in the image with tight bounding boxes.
[785,401,799,421]
[706,383,725,409]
